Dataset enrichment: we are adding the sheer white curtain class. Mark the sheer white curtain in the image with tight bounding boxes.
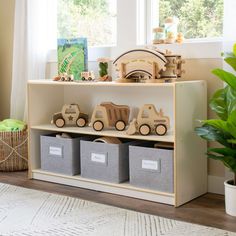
[10,0,57,120]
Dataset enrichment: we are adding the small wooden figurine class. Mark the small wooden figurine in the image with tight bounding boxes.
[176,32,184,44]
[97,58,112,81]
[153,27,165,44]
[81,71,95,81]
[126,104,170,136]
[53,73,74,82]
[90,102,130,131]
[165,32,175,44]
[52,104,88,128]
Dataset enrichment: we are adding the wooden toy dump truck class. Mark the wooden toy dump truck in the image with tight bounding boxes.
[52,104,88,128]
[91,102,130,131]
[127,104,170,136]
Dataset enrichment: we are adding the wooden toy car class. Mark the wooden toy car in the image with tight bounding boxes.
[81,71,95,81]
[90,102,130,131]
[53,73,74,82]
[52,104,88,128]
[127,104,170,136]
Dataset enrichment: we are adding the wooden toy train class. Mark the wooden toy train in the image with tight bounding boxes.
[52,102,170,136]
[113,48,185,83]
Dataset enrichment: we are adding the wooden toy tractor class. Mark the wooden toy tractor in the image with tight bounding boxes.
[52,104,88,128]
[90,102,130,131]
[127,104,170,136]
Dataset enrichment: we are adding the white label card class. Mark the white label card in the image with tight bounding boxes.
[49,146,62,156]
[142,160,160,171]
[91,153,107,164]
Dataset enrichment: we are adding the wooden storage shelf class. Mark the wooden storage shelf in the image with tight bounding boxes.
[31,124,174,143]
[32,169,175,205]
[28,80,207,207]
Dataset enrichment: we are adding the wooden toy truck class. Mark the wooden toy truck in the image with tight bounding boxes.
[90,102,130,131]
[81,71,95,81]
[52,104,88,128]
[53,73,74,82]
[127,104,170,136]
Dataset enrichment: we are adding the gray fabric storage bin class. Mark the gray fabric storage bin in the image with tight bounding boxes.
[129,145,174,193]
[40,134,90,176]
[80,140,134,183]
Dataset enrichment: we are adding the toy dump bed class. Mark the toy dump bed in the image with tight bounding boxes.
[100,102,130,127]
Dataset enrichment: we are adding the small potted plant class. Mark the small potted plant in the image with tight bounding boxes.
[195,43,236,217]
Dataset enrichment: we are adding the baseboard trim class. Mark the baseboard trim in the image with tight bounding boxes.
[208,175,226,195]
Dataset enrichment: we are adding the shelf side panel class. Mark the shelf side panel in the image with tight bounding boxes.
[175,81,207,206]
[28,84,64,126]
[28,129,58,177]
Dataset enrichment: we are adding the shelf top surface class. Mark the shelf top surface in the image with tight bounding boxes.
[31,124,174,142]
[28,80,204,87]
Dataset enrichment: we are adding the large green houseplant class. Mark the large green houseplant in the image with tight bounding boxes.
[195,43,236,216]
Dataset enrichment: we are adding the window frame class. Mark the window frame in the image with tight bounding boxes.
[48,0,223,65]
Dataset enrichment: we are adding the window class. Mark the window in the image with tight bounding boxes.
[158,0,223,39]
[57,0,117,47]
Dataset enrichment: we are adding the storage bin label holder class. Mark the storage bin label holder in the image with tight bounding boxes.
[142,159,161,172]
[49,146,63,157]
[91,152,108,165]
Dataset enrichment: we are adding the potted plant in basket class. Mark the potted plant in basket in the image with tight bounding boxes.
[195,43,236,217]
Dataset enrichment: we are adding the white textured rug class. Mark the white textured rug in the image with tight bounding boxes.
[0,183,235,236]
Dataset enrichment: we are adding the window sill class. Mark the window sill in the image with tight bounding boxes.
[147,40,223,59]
[47,40,223,63]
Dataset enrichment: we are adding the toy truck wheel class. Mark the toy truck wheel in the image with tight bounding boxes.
[76,117,86,127]
[155,124,167,136]
[115,120,126,131]
[81,77,86,81]
[139,124,151,136]
[88,77,92,81]
[93,120,104,131]
[55,118,65,128]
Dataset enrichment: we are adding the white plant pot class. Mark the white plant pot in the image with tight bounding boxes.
[224,180,236,217]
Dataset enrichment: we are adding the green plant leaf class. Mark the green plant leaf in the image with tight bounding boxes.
[224,57,236,71]
[203,119,229,133]
[226,86,236,115]
[223,52,236,58]
[212,69,236,90]
[227,139,236,144]
[233,43,236,56]
[207,147,236,157]
[226,110,236,138]
[195,125,232,147]
[207,153,236,173]
[209,88,228,120]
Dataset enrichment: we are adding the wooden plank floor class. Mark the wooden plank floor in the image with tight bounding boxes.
[0,171,235,233]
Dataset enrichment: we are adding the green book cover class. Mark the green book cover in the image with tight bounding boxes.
[57,38,88,81]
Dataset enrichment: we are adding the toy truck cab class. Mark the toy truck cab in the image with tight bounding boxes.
[52,104,88,128]
[137,104,170,136]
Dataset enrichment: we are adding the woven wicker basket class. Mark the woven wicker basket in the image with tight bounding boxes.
[0,130,28,171]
